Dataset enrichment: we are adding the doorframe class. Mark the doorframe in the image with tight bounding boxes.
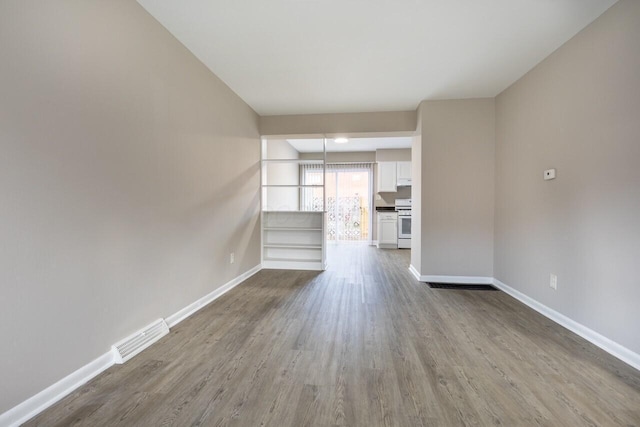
[324,163,374,244]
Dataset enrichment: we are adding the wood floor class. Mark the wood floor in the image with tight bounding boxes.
[26,245,640,426]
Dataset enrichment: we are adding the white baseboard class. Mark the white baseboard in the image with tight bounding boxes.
[417,274,494,285]
[492,278,640,372]
[0,351,115,427]
[0,264,263,427]
[410,271,640,371]
[371,240,378,246]
[166,264,262,328]
[377,243,398,249]
[408,264,421,281]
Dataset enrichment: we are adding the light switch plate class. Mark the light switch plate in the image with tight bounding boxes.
[544,169,556,180]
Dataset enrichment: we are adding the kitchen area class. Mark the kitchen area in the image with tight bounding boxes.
[260,136,412,271]
[374,152,412,251]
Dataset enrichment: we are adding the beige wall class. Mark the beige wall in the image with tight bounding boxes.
[495,0,640,354]
[260,111,417,136]
[0,0,260,413]
[418,99,495,278]
[265,140,300,210]
[376,148,411,162]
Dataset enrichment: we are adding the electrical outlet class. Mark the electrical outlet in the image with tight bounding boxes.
[550,273,557,290]
[230,252,235,264]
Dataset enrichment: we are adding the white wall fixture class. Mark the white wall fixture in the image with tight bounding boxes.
[544,168,556,180]
[111,319,170,364]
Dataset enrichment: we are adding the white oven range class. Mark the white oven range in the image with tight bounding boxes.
[395,199,411,249]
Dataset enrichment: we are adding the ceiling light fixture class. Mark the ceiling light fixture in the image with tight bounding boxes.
[334,137,349,144]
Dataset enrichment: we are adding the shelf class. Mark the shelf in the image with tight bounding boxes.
[264,257,322,263]
[263,243,322,249]
[262,159,324,164]
[264,227,322,231]
[262,259,325,271]
[262,185,323,188]
[261,139,326,272]
[262,210,325,213]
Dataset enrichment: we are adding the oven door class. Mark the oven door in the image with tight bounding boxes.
[398,215,411,239]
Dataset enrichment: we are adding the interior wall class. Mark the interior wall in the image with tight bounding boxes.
[260,111,417,136]
[494,0,640,355]
[265,140,300,210]
[375,148,411,162]
[418,99,495,278]
[0,0,260,413]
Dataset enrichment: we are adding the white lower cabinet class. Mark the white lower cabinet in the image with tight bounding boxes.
[377,212,398,249]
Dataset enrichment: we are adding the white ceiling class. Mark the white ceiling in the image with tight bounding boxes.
[287,137,412,153]
[137,0,616,116]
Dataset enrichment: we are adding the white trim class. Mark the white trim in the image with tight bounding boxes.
[377,243,398,249]
[418,275,494,285]
[492,278,640,372]
[408,264,421,281]
[371,240,378,246]
[413,271,640,371]
[0,351,115,427]
[0,264,263,426]
[166,264,262,328]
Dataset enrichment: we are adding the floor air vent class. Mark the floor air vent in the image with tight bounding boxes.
[111,319,169,364]
[428,283,498,291]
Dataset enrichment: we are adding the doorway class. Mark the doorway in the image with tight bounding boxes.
[301,163,373,243]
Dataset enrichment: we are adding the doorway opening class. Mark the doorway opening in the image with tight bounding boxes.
[302,164,373,243]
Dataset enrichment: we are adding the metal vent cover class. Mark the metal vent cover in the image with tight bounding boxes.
[111,319,169,364]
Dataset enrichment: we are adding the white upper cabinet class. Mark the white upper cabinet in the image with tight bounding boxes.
[377,162,397,192]
[397,161,412,186]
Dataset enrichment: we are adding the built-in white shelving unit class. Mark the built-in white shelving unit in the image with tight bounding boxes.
[261,138,327,271]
